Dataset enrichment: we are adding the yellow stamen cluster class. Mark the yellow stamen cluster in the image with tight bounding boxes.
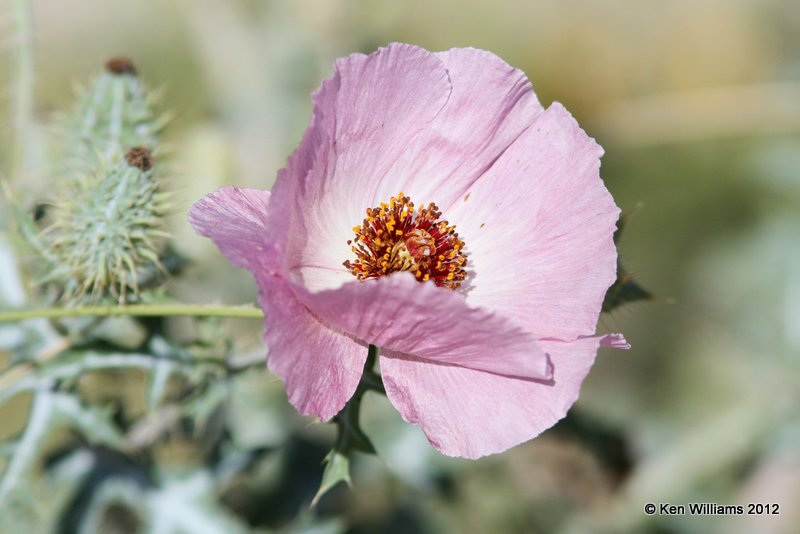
[344,193,467,290]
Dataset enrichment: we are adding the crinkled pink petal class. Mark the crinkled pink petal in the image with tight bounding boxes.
[275,44,546,292]
[290,272,551,381]
[447,103,620,341]
[371,46,545,212]
[280,43,453,291]
[380,334,626,459]
[189,188,366,420]
[188,187,276,273]
[259,274,367,420]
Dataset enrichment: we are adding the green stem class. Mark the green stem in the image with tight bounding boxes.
[0,303,264,323]
[331,345,384,455]
[360,345,385,394]
[311,346,386,506]
[366,344,379,367]
[10,0,34,183]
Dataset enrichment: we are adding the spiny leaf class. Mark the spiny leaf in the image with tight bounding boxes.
[146,472,249,534]
[52,392,126,450]
[0,387,56,500]
[182,379,230,436]
[0,350,197,410]
[0,492,43,534]
[602,268,652,313]
[603,212,653,313]
[0,386,129,502]
[311,450,351,508]
[147,358,173,412]
[311,353,381,507]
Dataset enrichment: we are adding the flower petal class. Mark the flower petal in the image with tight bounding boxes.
[189,187,366,420]
[278,45,546,291]
[380,335,625,459]
[291,272,550,380]
[280,43,453,291]
[372,46,545,211]
[188,187,276,273]
[448,103,620,341]
[259,274,367,421]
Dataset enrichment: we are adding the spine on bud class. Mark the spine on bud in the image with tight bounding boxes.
[62,57,163,177]
[46,147,168,303]
[38,58,171,304]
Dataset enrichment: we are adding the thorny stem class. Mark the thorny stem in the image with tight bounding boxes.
[0,303,264,323]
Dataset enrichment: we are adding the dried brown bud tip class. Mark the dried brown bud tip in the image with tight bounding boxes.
[105,57,137,76]
[125,147,154,171]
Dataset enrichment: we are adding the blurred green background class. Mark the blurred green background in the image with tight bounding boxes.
[1,0,799,532]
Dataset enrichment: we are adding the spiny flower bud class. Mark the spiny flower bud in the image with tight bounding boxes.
[61,57,164,177]
[45,147,169,303]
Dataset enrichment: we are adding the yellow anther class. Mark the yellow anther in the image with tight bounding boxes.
[346,192,467,290]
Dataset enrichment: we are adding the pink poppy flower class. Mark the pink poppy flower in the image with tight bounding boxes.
[189,43,628,459]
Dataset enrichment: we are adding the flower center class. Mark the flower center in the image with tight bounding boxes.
[344,192,468,290]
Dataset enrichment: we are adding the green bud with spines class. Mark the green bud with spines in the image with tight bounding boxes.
[45,147,169,303]
[61,57,165,178]
[30,58,173,304]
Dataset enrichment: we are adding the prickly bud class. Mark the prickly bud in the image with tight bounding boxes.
[45,147,168,303]
[61,58,164,177]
